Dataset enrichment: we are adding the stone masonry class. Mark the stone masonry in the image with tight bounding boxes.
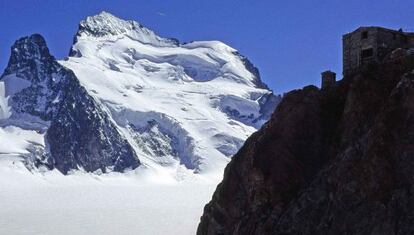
[343,26,414,75]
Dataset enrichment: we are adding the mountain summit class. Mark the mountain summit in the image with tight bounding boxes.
[72,11,178,48]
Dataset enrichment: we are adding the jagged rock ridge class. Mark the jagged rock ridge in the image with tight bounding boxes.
[198,49,414,234]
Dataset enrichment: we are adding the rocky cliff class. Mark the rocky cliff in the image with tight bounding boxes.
[198,49,414,234]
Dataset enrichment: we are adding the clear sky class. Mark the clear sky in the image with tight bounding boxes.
[1,0,413,93]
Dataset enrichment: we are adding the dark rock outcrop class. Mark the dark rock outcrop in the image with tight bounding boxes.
[233,51,269,90]
[198,50,414,234]
[1,34,140,174]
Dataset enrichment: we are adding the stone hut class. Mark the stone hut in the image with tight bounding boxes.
[321,70,336,89]
[343,27,414,75]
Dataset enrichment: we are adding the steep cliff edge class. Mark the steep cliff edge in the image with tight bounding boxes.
[198,49,414,234]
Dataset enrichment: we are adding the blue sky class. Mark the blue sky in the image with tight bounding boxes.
[1,0,413,93]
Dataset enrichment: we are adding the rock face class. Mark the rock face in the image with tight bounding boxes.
[198,50,414,234]
[1,34,140,174]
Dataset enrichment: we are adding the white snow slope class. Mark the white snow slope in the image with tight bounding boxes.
[0,156,216,235]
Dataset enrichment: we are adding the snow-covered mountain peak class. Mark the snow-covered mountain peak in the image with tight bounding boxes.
[69,12,267,89]
[61,13,281,175]
[79,11,140,37]
[74,11,178,47]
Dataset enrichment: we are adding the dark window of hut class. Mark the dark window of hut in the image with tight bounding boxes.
[361,31,368,39]
[361,48,374,58]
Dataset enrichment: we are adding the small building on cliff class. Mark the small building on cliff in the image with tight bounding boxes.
[321,70,336,89]
[343,27,414,75]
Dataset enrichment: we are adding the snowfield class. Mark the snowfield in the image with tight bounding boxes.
[0,156,218,235]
